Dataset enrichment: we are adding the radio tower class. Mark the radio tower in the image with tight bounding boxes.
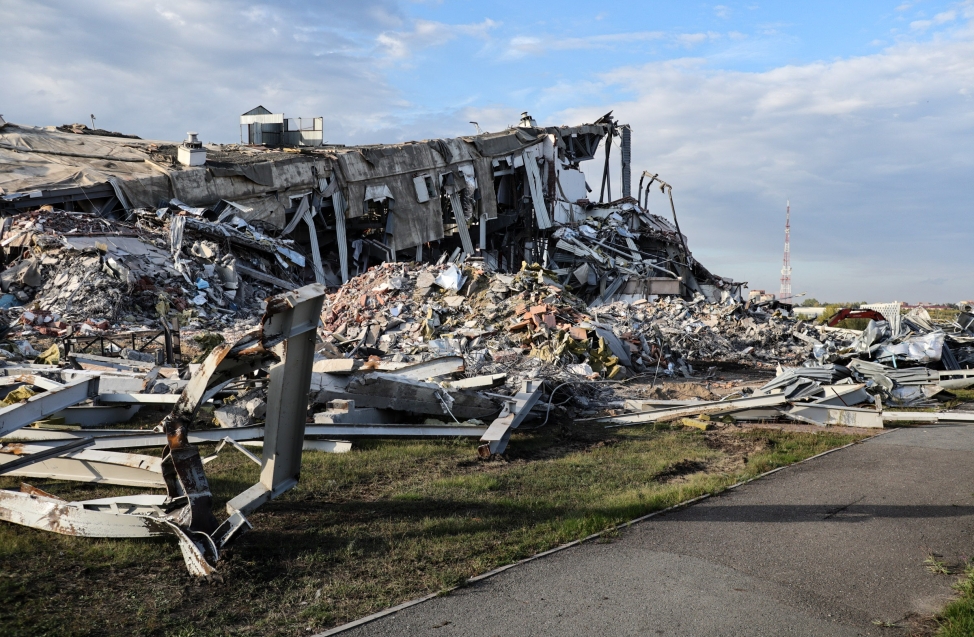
[779,200,792,303]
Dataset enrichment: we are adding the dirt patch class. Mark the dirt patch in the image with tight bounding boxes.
[654,459,709,483]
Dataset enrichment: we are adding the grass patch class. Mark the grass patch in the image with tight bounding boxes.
[949,389,974,404]
[935,562,974,636]
[0,424,862,636]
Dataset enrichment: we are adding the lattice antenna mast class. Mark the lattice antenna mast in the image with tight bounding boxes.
[779,200,792,303]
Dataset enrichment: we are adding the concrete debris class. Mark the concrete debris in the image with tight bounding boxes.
[1,110,973,584]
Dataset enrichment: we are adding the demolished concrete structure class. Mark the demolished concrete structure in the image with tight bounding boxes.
[0,113,741,303]
[2,112,974,580]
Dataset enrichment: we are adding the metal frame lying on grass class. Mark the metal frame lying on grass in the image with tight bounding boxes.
[0,442,165,488]
[600,393,789,427]
[478,380,543,457]
[0,376,101,437]
[0,284,327,577]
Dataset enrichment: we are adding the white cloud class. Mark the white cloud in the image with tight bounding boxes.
[714,5,731,19]
[554,28,974,299]
[676,33,708,46]
[155,5,185,27]
[376,18,498,59]
[495,29,736,60]
[0,0,411,143]
[911,8,958,31]
[499,30,667,59]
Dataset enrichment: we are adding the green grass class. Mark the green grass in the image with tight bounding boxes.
[0,425,862,637]
[937,563,974,636]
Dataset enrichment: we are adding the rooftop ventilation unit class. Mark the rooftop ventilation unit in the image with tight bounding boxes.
[178,131,206,166]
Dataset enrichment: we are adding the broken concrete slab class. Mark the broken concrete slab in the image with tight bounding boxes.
[445,373,508,390]
[317,372,499,421]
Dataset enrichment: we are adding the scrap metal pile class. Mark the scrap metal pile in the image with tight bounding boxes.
[790,304,974,406]
[602,303,974,428]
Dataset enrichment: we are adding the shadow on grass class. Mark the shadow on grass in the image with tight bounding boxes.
[227,491,715,571]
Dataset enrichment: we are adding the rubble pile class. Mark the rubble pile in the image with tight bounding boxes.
[0,208,311,342]
[319,260,612,378]
[318,261,820,383]
[550,204,686,304]
[590,297,812,370]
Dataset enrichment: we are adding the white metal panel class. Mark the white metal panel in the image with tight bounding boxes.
[0,490,159,538]
[0,377,98,437]
[240,113,284,125]
[557,166,588,202]
[522,149,551,230]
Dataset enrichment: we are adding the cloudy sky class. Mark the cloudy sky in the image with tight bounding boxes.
[2,0,972,302]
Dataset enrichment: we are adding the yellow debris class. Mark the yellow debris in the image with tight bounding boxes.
[1,385,36,407]
[680,417,713,431]
[37,344,60,365]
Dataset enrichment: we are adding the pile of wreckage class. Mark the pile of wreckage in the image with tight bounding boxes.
[314,259,814,383]
[0,205,312,332]
[601,302,974,429]
[0,280,562,578]
[0,112,744,305]
[0,109,973,579]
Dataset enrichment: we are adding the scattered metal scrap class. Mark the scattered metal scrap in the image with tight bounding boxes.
[2,109,974,583]
[0,284,326,576]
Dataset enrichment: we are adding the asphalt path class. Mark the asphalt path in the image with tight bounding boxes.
[333,426,974,637]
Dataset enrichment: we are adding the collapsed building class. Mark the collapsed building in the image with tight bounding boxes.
[2,110,972,579]
[0,111,742,305]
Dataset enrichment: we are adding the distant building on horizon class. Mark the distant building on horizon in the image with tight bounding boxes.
[749,289,777,303]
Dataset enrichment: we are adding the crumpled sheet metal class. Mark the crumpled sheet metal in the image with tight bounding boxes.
[0,284,326,577]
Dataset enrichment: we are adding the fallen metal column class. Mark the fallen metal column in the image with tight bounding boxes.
[0,437,94,476]
[227,284,327,516]
[478,380,543,457]
[0,445,165,488]
[0,489,162,538]
[97,393,181,404]
[0,377,100,437]
[4,425,269,449]
[236,264,293,290]
[601,393,789,427]
[307,423,488,437]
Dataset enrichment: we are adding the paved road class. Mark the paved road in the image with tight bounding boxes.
[336,426,974,637]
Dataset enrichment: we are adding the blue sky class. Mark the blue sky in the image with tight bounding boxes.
[1,1,972,302]
[385,1,953,116]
